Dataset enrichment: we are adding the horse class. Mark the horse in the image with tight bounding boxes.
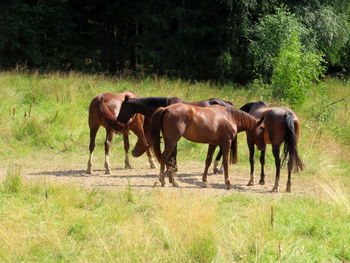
[240,101,304,192]
[86,91,157,174]
[116,96,234,176]
[150,104,262,189]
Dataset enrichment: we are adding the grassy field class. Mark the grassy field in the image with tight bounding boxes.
[0,71,349,262]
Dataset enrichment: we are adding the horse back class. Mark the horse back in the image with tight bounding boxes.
[88,91,141,132]
[163,104,234,144]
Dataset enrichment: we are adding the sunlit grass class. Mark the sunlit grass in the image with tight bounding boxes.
[0,170,349,262]
[0,71,349,184]
[0,71,349,261]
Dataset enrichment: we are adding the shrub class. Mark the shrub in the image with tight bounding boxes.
[249,8,310,81]
[271,32,325,105]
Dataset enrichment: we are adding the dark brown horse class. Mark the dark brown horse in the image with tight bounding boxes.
[116,96,234,176]
[86,91,157,174]
[240,101,304,192]
[150,104,262,189]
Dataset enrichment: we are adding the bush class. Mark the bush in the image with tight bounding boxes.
[249,8,310,81]
[271,32,325,105]
[295,5,350,67]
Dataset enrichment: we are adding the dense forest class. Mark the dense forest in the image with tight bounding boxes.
[0,0,349,83]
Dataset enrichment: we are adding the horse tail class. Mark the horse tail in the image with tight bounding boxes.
[282,113,304,172]
[150,107,166,163]
[99,99,117,121]
[229,135,238,164]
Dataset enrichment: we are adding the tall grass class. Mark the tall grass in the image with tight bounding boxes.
[0,71,349,174]
[0,70,349,262]
[0,170,349,262]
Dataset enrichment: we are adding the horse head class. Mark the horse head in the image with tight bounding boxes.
[252,117,266,150]
[128,113,150,157]
[117,95,135,124]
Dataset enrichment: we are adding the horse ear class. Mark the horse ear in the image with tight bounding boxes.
[124,95,130,103]
[256,116,264,127]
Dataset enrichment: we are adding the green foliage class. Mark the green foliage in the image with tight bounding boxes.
[0,1,350,80]
[249,8,310,81]
[188,235,217,263]
[271,32,325,105]
[294,5,350,67]
[1,167,22,194]
[12,117,50,146]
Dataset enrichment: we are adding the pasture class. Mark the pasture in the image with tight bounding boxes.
[0,71,349,262]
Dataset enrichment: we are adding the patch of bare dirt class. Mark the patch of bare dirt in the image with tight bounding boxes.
[3,159,320,197]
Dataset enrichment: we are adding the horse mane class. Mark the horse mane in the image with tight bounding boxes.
[229,108,257,131]
[207,98,234,108]
[128,97,171,107]
[240,101,267,113]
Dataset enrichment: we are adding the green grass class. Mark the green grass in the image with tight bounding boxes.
[0,170,349,262]
[0,71,349,165]
[0,71,349,261]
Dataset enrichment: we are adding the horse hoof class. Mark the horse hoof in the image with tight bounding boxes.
[247,180,254,186]
[286,188,291,193]
[202,182,211,188]
[218,169,223,174]
[86,170,92,174]
[259,181,265,185]
[172,182,179,187]
[125,165,132,169]
[150,164,157,169]
[271,187,279,193]
[105,169,111,175]
[213,168,218,174]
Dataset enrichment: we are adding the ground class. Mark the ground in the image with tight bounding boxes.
[1,154,319,197]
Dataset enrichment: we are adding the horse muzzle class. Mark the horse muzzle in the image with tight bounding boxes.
[132,147,147,157]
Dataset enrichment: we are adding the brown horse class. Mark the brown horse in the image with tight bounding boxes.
[116,96,234,176]
[240,101,304,192]
[150,104,262,189]
[86,91,157,174]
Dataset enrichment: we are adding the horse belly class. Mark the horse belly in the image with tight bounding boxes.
[183,124,219,144]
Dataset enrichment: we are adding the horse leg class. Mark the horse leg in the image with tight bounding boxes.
[222,141,231,190]
[166,144,178,177]
[163,140,179,187]
[213,147,223,174]
[123,134,132,169]
[146,149,157,169]
[271,145,281,192]
[159,163,166,187]
[259,149,266,185]
[166,143,178,183]
[104,129,113,174]
[286,158,293,192]
[86,125,99,174]
[202,145,216,188]
[247,141,255,186]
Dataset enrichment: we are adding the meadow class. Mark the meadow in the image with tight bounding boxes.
[0,71,349,262]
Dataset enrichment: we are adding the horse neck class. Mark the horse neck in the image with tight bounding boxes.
[128,98,158,117]
[232,110,256,132]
